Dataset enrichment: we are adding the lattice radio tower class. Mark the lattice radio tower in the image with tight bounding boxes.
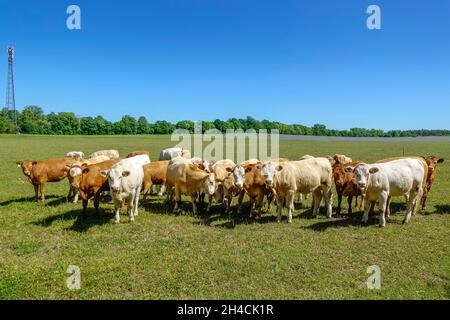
[5,45,16,126]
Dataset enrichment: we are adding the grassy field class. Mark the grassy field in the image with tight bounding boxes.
[0,134,449,300]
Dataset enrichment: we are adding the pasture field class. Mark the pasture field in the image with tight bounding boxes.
[0,134,449,300]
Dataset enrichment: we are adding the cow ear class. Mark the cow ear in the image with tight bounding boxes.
[369,167,379,174]
[225,166,235,173]
[122,171,130,177]
[99,170,108,177]
[438,158,444,164]
[16,162,22,168]
[276,165,283,171]
[245,166,252,173]
[65,164,72,169]
[82,168,90,174]
[32,161,38,165]
[256,164,262,170]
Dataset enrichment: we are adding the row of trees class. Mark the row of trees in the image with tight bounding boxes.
[1,106,449,137]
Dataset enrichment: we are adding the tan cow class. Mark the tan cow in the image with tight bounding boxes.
[142,161,169,199]
[421,156,444,210]
[261,157,333,222]
[165,161,215,214]
[77,158,121,218]
[16,157,77,201]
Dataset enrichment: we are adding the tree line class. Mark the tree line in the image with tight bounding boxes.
[0,106,449,137]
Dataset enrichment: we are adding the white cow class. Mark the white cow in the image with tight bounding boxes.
[100,155,150,223]
[159,147,191,161]
[261,158,333,222]
[89,149,120,159]
[348,158,425,227]
[66,151,84,160]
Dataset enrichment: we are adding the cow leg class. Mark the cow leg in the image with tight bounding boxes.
[404,188,419,225]
[362,200,371,225]
[113,197,121,224]
[322,185,333,219]
[191,192,199,215]
[127,195,135,222]
[91,193,99,218]
[336,192,343,216]
[39,183,46,202]
[173,187,181,213]
[276,196,283,222]
[134,185,142,217]
[33,185,39,201]
[297,192,302,207]
[312,189,322,218]
[379,191,389,228]
[347,196,353,215]
[266,192,274,213]
[385,196,392,218]
[67,185,73,202]
[72,189,79,203]
[82,199,88,219]
[256,192,265,220]
[237,190,245,214]
[287,190,295,223]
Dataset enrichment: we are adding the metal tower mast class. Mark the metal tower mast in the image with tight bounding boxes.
[5,45,16,126]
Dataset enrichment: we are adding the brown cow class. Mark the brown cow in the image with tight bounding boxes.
[332,161,363,216]
[127,150,150,158]
[142,161,169,199]
[421,156,444,210]
[16,157,76,201]
[77,158,121,217]
[235,163,274,219]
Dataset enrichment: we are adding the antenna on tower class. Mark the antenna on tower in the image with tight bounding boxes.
[5,45,17,127]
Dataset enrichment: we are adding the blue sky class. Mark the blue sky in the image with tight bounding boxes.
[0,0,449,130]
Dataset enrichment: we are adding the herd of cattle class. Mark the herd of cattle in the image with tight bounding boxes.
[15,147,444,227]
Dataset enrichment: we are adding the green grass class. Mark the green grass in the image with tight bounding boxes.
[0,134,449,300]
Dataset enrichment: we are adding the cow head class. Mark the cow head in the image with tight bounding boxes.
[100,165,130,195]
[346,163,379,191]
[423,156,444,173]
[261,162,282,187]
[233,166,245,189]
[16,160,37,177]
[202,172,216,196]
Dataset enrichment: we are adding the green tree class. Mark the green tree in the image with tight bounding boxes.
[137,116,151,134]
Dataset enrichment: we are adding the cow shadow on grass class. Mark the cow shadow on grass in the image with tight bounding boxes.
[0,195,60,206]
[196,202,311,229]
[32,208,113,233]
[141,197,202,217]
[432,205,450,215]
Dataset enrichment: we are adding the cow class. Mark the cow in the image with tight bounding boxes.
[65,151,84,160]
[261,157,333,223]
[421,156,444,210]
[327,154,353,166]
[332,161,363,216]
[127,150,150,158]
[16,157,77,202]
[165,161,215,215]
[100,159,146,223]
[205,160,237,212]
[142,160,169,199]
[374,157,429,218]
[89,149,120,159]
[77,158,121,218]
[159,147,191,161]
[191,157,211,173]
[66,155,111,203]
[234,161,275,220]
[347,158,426,227]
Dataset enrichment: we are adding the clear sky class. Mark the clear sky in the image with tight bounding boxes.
[0,0,449,130]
